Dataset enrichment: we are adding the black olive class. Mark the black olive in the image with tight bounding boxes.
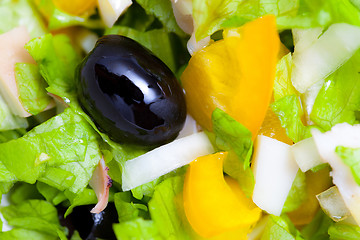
[58,203,118,240]
[76,35,187,146]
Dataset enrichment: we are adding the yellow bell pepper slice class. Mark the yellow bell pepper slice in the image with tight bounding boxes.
[52,0,97,16]
[183,152,261,238]
[181,15,280,139]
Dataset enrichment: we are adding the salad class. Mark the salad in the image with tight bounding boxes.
[1,0,360,239]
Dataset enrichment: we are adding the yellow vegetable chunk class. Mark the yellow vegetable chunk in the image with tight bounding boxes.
[183,152,261,238]
[52,0,96,16]
[181,15,280,139]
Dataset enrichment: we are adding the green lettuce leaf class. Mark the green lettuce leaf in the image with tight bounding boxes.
[0,228,58,240]
[115,1,155,32]
[34,0,103,31]
[0,108,102,194]
[63,188,97,217]
[271,95,312,143]
[25,33,81,99]
[193,0,242,40]
[0,0,47,37]
[274,53,298,101]
[0,199,68,239]
[193,0,360,41]
[328,222,360,239]
[113,218,163,240]
[148,175,193,240]
[48,8,103,31]
[135,0,186,37]
[131,178,163,201]
[300,210,333,240]
[261,215,304,240]
[114,192,148,222]
[105,27,178,72]
[310,51,360,131]
[335,146,360,185]
[211,108,254,196]
[0,129,25,143]
[9,183,43,205]
[282,170,307,213]
[212,108,253,167]
[15,63,53,115]
[36,182,67,206]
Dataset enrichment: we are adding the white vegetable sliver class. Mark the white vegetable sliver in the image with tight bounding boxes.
[291,23,360,93]
[291,137,324,172]
[316,186,351,222]
[252,135,299,216]
[312,123,360,226]
[122,132,214,191]
[97,0,132,28]
[292,27,323,53]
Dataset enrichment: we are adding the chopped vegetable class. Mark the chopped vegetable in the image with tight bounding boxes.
[252,135,299,216]
[291,23,360,93]
[183,152,261,238]
[181,15,279,138]
[121,132,214,191]
[52,0,96,16]
[316,186,351,222]
[0,27,34,117]
[312,123,360,225]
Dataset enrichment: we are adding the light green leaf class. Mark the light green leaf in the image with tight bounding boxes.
[9,183,43,205]
[36,182,67,206]
[261,215,304,240]
[15,63,53,115]
[113,218,163,240]
[148,176,192,240]
[0,228,58,240]
[0,200,68,239]
[0,0,46,37]
[0,108,102,193]
[212,108,254,196]
[271,95,312,143]
[114,192,148,222]
[282,170,307,213]
[274,53,298,101]
[335,146,360,185]
[64,188,97,217]
[136,0,186,37]
[193,0,243,40]
[310,51,360,131]
[328,222,360,240]
[25,34,81,99]
[300,210,333,240]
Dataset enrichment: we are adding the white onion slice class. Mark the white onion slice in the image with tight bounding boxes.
[171,0,193,34]
[187,32,211,56]
[97,0,132,28]
[291,23,360,93]
[312,123,360,226]
[176,114,201,139]
[252,135,299,216]
[316,186,351,222]
[292,27,323,53]
[122,132,214,191]
[291,137,324,172]
[0,27,34,117]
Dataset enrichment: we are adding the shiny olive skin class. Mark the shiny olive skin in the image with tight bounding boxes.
[76,35,186,146]
[58,203,118,240]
